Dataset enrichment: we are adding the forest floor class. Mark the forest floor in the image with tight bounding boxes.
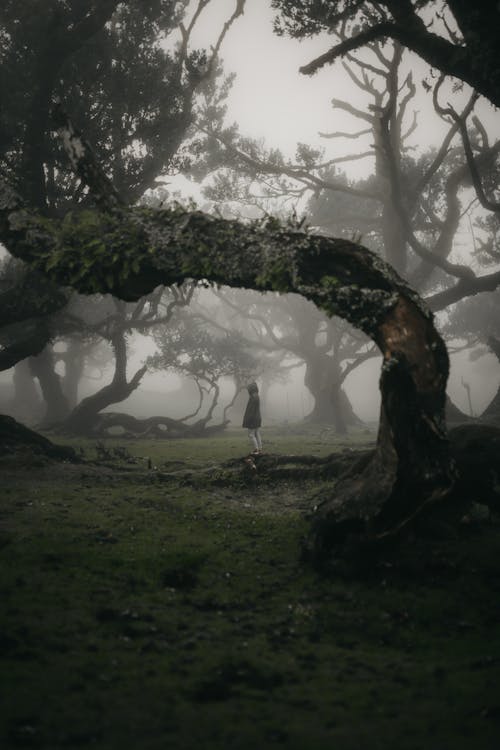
[1,425,500,750]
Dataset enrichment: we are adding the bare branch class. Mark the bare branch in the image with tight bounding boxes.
[378,91,473,282]
[345,50,389,79]
[396,72,416,135]
[413,85,477,198]
[178,380,205,422]
[369,40,393,68]
[178,0,211,66]
[433,84,500,213]
[319,127,372,140]
[342,60,378,95]
[208,0,246,67]
[426,270,500,312]
[472,115,489,150]
[339,344,379,384]
[401,109,418,146]
[331,98,375,124]
[300,22,397,76]
[201,128,380,201]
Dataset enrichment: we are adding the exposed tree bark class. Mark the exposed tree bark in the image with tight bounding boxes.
[0,170,455,550]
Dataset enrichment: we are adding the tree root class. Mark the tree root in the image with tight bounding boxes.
[58,411,230,438]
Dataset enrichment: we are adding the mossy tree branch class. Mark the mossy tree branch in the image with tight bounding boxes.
[0,107,457,549]
[0,170,455,548]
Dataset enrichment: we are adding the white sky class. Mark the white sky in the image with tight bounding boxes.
[183,0,499,174]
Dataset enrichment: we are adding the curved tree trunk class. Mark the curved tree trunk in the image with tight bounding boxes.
[307,293,453,558]
[63,330,147,435]
[0,168,455,553]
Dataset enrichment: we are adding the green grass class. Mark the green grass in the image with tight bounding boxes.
[1,428,500,749]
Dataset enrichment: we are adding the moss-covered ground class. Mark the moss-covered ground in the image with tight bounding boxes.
[1,426,500,749]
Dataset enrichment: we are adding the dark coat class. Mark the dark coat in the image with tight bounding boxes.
[242,384,261,429]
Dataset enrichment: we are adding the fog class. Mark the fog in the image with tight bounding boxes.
[2,0,500,434]
[4,5,500,747]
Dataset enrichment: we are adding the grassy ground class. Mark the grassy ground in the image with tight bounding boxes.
[1,426,500,750]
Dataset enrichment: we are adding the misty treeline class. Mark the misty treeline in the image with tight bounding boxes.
[1,0,500,552]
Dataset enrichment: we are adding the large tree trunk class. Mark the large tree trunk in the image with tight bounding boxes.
[12,359,43,425]
[307,294,453,558]
[304,353,363,433]
[62,330,147,435]
[29,346,70,426]
[61,339,85,411]
[304,364,363,434]
[0,171,455,552]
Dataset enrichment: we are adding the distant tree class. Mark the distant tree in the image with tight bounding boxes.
[59,285,196,435]
[149,306,262,429]
[186,287,299,423]
[205,287,372,432]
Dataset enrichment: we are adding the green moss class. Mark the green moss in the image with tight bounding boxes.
[32,210,151,293]
[320,274,340,288]
[1,430,499,750]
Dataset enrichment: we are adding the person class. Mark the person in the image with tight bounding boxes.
[242,381,263,455]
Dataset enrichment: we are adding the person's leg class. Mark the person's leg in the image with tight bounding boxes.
[255,428,263,452]
[248,429,259,451]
